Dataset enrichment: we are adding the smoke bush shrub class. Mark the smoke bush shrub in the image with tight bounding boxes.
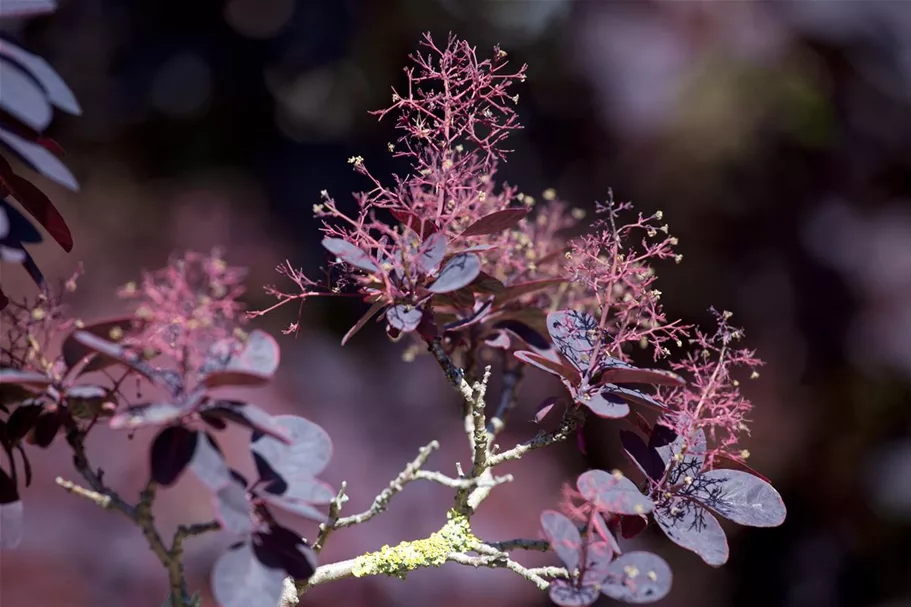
[0,24,785,607]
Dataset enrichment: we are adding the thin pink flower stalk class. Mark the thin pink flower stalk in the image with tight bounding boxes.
[118,248,247,372]
[658,309,764,466]
[564,193,689,363]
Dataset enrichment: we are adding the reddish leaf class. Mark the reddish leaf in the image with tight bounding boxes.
[460,208,528,236]
[514,349,574,380]
[3,173,72,251]
[250,415,332,482]
[253,526,318,580]
[390,209,437,238]
[595,359,685,387]
[341,300,385,346]
[601,384,669,413]
[29,410,60,447]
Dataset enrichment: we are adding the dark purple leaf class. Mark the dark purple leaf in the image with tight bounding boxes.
[190,432,232,492]
[250,415,332,482]
[689,469,786,527]
[253,525,318,580]
[214,480,254,535]
[0,0,57,17]
[494,320,550,350]
[427,253,481,293]
[109,403,184,430]
[150,426,198,487]
[29,410,60,447]
[341,300,385,346]
[601,551,673,604]
[386,304,422,333]
[576,469,653,516]
[443,298,493,331]
[534,397,559,424]
[547,310,599,373]
[211,542,286,607]
[0,469,22,549]
[595,359,685,387]
[201,330,280,389]
[577,390,629,419]
[582,540,613,582]
[619,514,648,539]
[711,453,773,484]
[0,57,53,131]
[601,384,669,413]
[468,271,505,296]
[0,129,78,190]
[321,237,378,273]
[483,330,511,349]
[6,404,42,440]
[461,208,528,236]
[514,350,573,380]
[417,232,446,275]
[3,173,73,251]
[540,509,581,572]
[494,279,565,305]
[0,200,41,243]
[654,497,728,567]
[619,430,664,480]
[390,209,437,238]
[0,40,81,115]
[201,401,291,444]
[548,580,600,607]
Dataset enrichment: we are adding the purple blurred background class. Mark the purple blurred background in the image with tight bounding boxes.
[2,1,911,606]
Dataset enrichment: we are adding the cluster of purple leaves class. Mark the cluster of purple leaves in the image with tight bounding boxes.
[539,419,785,605]
[1,314,333,607]
[517,309,684,427]
[0,0,81,308]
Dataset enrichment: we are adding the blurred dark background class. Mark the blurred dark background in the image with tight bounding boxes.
[2,1,911,606]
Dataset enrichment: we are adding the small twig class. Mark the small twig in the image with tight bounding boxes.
[414,469,513,489]
[488,538,550,552]
[55,477,112,508]
[487,409,584,467]
[333,440,440,529]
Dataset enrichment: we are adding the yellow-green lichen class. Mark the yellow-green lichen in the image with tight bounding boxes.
[351,510,477,580]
